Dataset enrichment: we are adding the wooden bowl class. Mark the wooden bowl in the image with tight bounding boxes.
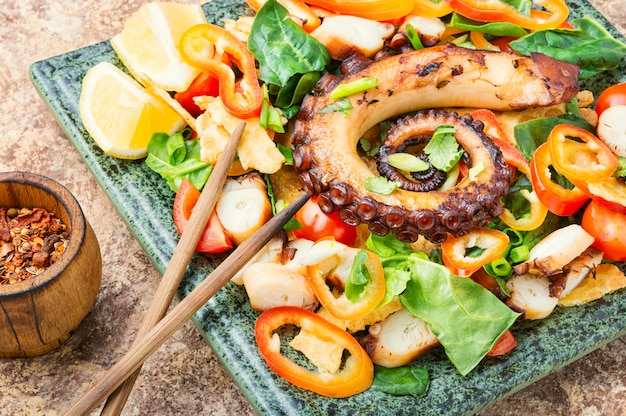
[0,171,102,358]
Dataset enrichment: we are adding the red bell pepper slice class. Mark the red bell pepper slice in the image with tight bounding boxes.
[254,306,374,398]
[548,124,618,183]
[444,0,569,31]
[530,142,589,216]
[306,248,386,320]
[441,229,510,277]
[470,110,548,230]
[178,24,263,119]
[175,71,220,117]
[172,179,233,253]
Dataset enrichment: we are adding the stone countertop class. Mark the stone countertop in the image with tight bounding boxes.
[0,0,624,415]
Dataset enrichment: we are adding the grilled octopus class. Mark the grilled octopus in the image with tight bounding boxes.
[292,44,579,243]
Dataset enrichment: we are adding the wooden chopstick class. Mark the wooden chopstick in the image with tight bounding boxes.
[99,121,245,416]
[63,192,311,415]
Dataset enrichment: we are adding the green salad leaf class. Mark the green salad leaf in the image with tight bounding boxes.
[513,113,595,160]
[399,257,520,376]
[371,365,430,396]
[423,125,464,172]
[248,0,330,87]
[510,17,626,79]
[145,130,212,192]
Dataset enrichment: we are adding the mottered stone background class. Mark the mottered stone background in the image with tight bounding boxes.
[0,0,624,415]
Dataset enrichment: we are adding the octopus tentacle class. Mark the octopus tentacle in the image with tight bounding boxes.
[293,45,579,243]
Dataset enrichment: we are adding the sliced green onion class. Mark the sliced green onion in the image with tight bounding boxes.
[502,227,524,247]
[405,24,424,50]
[329,77,379,100]
[386,153,430,172]
[510,245,530,264]
[485,257,512,277]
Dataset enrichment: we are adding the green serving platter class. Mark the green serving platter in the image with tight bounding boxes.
[30,1,626,414]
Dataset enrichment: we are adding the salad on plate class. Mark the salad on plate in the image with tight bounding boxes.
[77,0,626,403]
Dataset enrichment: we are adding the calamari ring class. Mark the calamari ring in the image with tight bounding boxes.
[292,44,579,243]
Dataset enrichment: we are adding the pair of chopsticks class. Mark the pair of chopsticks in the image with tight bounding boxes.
[66,121,310,415]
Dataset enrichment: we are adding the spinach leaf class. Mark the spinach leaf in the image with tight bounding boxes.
[510,17,626,80]
[145,131,212,192]
[274,71,321,108]
[248,0,330,87]
[371,365,430,396]
[513,113,595,161]
[399,257,520,376]
[449,13,528,38]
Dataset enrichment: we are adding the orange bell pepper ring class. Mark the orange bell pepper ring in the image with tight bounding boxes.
[179,24,263,119]
[444,0,569,31]
[306,248,386,321]
[255,306,374,398]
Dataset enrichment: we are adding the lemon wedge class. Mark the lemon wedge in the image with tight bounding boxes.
[110,2,207,92]
[79,62,185,159]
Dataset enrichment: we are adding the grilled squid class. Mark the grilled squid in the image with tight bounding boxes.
[293,44,579,243]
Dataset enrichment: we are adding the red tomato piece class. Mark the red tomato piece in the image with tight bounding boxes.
[441,229,510,277]
[530,143,589,216]
[175,71,219,117]
[172,179,233,254]
[292,196,358,246]
[486,330,517,356]
[595,82,626,116]
[581,199,626,262]
[255,306,374,398]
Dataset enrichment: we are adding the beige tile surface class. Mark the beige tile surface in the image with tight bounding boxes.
[0,0,624,415]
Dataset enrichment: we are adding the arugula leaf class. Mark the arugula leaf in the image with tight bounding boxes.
[145,132,212,192]
[364,176,400,195]
[423,125,464,172]
[248,0,330,87]
[449,13,528,38]
[510,17,626,80]
[371,365,430,397]
[399,257,520,376]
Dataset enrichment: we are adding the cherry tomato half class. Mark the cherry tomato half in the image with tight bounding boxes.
[173,179,233,253]
[581,199,626,262]
[595,82,626,116]
[486,330,517,356]
[292,196,358,246]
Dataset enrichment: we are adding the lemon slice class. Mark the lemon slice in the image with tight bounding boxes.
[110,2,207,92]
[79,62,185,159]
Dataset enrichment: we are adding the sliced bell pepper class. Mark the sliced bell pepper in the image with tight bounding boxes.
[530,142,589,216]
[547,123,618,183]
[498,187,548,231]
[254,306,374,398]
[411,0,453,17]
[175,71,220,117]
[303,0,415,21]
[444,0,569,31]
[469,112,549,231]
[179,24,263,119]
[306,248,386,320]
[441,229,510,277]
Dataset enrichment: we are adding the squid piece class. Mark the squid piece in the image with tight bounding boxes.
[293,44,579,243]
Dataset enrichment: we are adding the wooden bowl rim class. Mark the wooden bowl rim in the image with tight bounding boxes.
[0,171,86,297]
